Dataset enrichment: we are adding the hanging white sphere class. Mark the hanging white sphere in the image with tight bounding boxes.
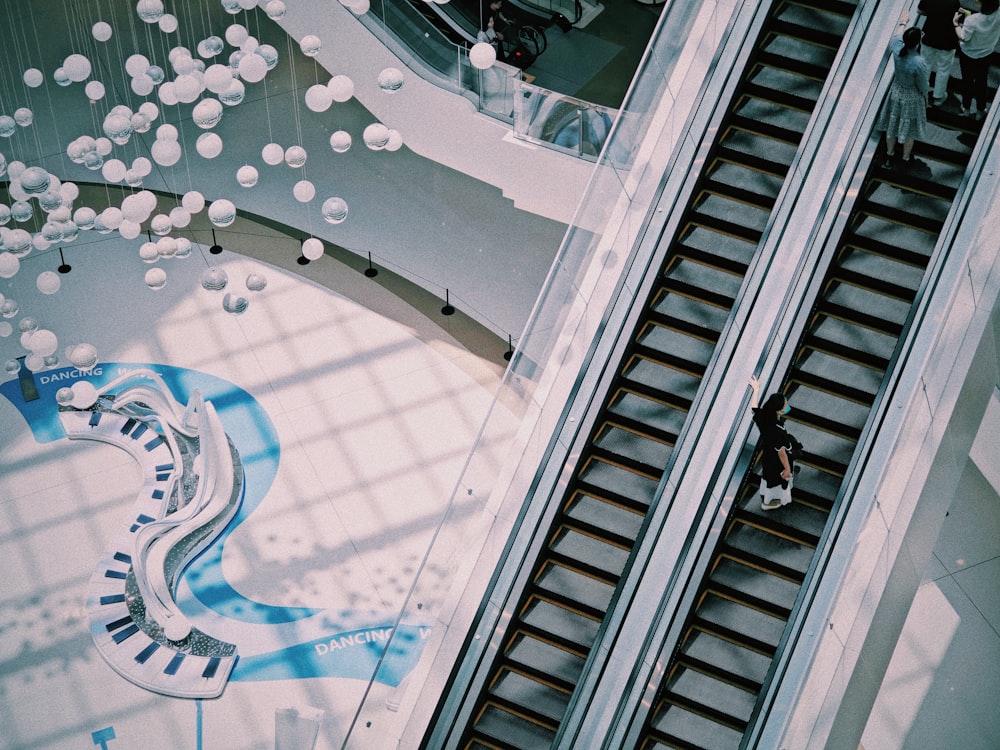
[246,272,267,291]
[225,23,249,46]
[240,36,260,54]
[328,75,354,102]
[169,206,191,227]
[4,358,20,374]
[40,221,63,243]
[131,112,152,133]
[125,54,151,77]
[36,271,61,295]
[146,65,165,84]
[73,206,97,229]
[121,194,149,223]
[0,117,17,138]
[172,54,197,75]
[284,145,307,168]
[470,42,497,70]
[205,64,234,94]
[300,35,322,57]
[156,236,178,257]
[64,54,92,82]
[192,98,223,128]
[377,67,404,93]
[150,213,172,235]
[151,139,182,166]
[145,267,167,290]
[68,343,99,369]
[139,241,159,263]
[321,197,348,224]
[363,123,390,150]
[196,132,224,158]
[305,84,333,112]
[60,181,80,202]
[23,68,44,88]
[0,253,18,278]
[102,113,133,145]
[0,205,9,225]
[102,159,127,182]
[239,0,259,9]
[302,237,324,260]
[261,143,284,165]
[136,0,165,23]
[19,317,39,335]
[28,328,59,356]
[85,80,106,100]
[92,21,113,42]
[200,266,229,290]
[19,167,50,195]
[157,81,179,105]
[342,0,371,14]
[130,74,155,96]
[236,165,259,187]
[385,129,403,151]
[139,101,159,120]
[265,1,287,19]
[292,180,315,202]
[10,202,32,222]
[159,14,178,33]
[198,36,225,59]
[31,234,51,252]
[182,190,205,213]
[24,354,46,372]
[174,74,204,103]
[95,137,114,156]
[219,79,246,106]
[0,296,19,314]
[53,68,71,87]
[156,123,178,141]
[174,237,192,258]
[238,54,267,83]
[329,130,352,153]
[39,190,64,213]
[207,199,237,227]
[5,228,32,255]
[69,380,99,407]
[222,0,243,15]
[100,207,124,230]
[13,108,33,127]
[257,44,279,70]
[119,219,141,239]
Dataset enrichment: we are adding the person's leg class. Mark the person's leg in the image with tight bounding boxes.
[933,49,956,103]
[971,55,990,114]
[901,138,915,159]
[958,50,976,112]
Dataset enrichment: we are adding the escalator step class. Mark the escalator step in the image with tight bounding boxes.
[790,367,876,405]
[754,50,829,83]
[650,699,746,750]
[770,18,844,49]
[786,405,864,442]
[673,651,763,694]
[586,444,663,482]
[686,209,765,244]
[843,231,930,268]
[661,277,738,311]
[783,0,858,19]
[629,343,709,379]
[830,266,919,303]
[661,688,749,733]
[858,199,945,235]
[813,299,905,336]
[644,311,722,344]
[574,477,654,515]
[704,576,794,621]
[673,243,753,276]
[741,81,818,113]
[564,489,646,542]
[690,613,779,658]
[681,629,772,688]
[488,668,571,723]
[535,560,616,613]
[549,525,631,579]
[714,144,791,178]
[802,334,890,371]
[505,632,586,687]
[471,702,557,749]
[520,596,602,650]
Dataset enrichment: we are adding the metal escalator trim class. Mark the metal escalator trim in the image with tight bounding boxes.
[813,298,905,336]
[731,510,821,549]
[689,617,778,658]
[598,410,679,448]
[829,266,919,302]
[712,143,792,178]
[701,579,793,621]
[843,231,930,267]
[857,198,946,235]
[752,51,829,83]
[719,544,807,585]
[643,310,723,344]
[671,243,755,276]
[802,334,891,371]
[584,445,665,482]
[674,652,764,694]
[627,343,710,379]
[660,690,749,733]
[740,81,818,114]
[789,365,878,405]
[660,277,739,311]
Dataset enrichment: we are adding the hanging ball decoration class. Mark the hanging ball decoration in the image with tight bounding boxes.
[130,112,151,134]
[205,64,234,94]
[28,328,59,357]
[150,138,182,166]
[4,358,20,374]
[469,41,497,70]
[261,142,284,165]
[0,297,19,314]
[31,235,52,252]
[125,54,151,77]
[23,68,44,87]
[69,380,99,407]
[196,132,224,159]
[321,197,348,224]
[24,354,46,372]
[5,228,32,255]
[342,0,371,14]
[200,266,229,291]
[328,75,354,102]
[329,130,352,153]
[238,53,267,83]
[53,68,72,87]
[236,165,259,187]
[145,267,167,290]
[222,293,249,314]
[150,213,173,235]
[240,36,260,54]
[40,221,63,243]
[363,123,390,150]
[68,343,99,369]
[136,0,165,23]
[377,67,404,93]
[182,190,205,213]
[56,386,75,404]
[18,317,39,335]
[74,206,97,229]
[385,129,403,152]
[132,156,152,177]
[0,205,9,226]
[85,80,106,100]
[156,236,178,257]
[169,206,191,228]
[102,159,127,182]
[13,108,33,127]
[219,79,246,106]
[222,0,243,15]
[95,137,114,156]
[19,166,51,194]
[139,242,159,263]
[284,145,307,168]
[192,98,224,129]
[305,84,333,112]
[63,54,92,82]
[208,199,237,227]
[174,74,203,103]
[300,35,322,57]
[246,272,267,291]
[0,117,16,137]
[10,201,33,224]
[198,36,225,58]
[92,21,113,42]
[159,13,178,33]
[239,0,259,10]
[36,271,61,295]
[225,23,249,46]
[257,44,279,70]
[265,0,287,17]
[139,101,160,120]
[119,219,141,239]
[156,123,178,141]
[302,237,324,260]
[174,237,192,258]
[130,74,155,96]
[145,65,165,85]
[103,113,133,144]
[100,207,124,230]
[292,180,315,202]
[158,81,179,105]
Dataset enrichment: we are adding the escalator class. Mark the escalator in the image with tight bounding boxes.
[431,1,862,747]
[634,58,997,750]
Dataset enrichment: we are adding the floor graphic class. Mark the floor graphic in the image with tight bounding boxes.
[1,362,430,693]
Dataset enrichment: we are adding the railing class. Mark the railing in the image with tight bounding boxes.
[514,84,624,162]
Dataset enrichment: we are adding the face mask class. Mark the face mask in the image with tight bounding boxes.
[782,403,791,415]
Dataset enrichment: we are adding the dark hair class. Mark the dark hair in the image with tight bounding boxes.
[982,0,999,15]
[900,26,922,56]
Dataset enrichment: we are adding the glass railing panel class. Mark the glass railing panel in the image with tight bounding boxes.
[513,86,622,162]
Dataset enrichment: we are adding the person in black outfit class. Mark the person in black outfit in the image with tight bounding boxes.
[749,377,801,511]
[919,0,961,106]
[480,0,512,61]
